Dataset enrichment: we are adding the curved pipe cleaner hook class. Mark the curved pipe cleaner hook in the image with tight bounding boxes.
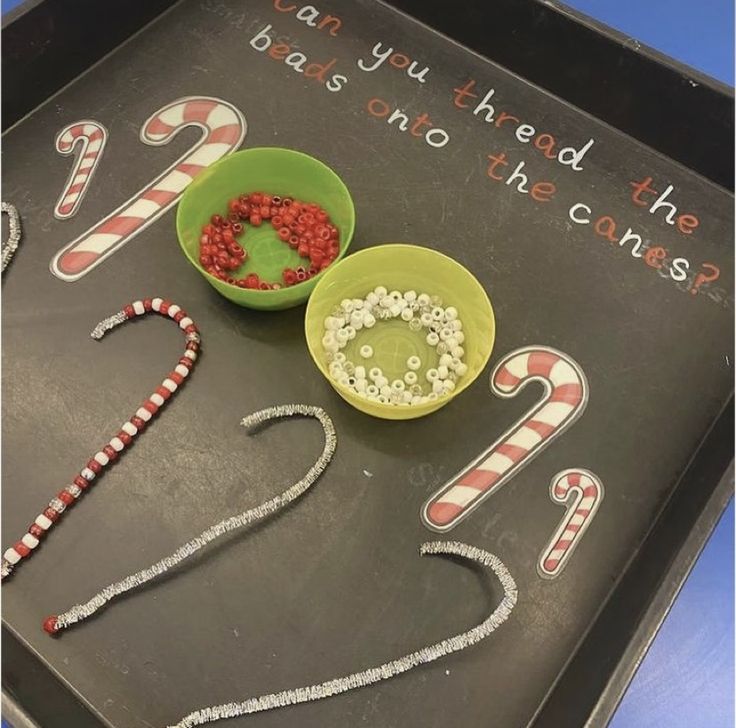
[1,202,22,273]
[44,404,337,634]
[168,541,517,728]
[2,298,201,581]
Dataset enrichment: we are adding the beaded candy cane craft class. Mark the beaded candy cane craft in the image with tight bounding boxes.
[1,298,200,580]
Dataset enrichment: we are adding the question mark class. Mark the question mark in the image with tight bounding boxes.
[691,263,720,295]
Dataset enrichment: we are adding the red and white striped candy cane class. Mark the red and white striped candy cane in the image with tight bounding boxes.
[50,97,247,281]
[1,298,200,581]
[538,469,603,578]
[53,120,108,219]
[421,346,588,532]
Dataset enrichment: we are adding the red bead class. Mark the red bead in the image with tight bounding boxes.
[200,254,212,267]
[118,431,133,446]
[43,616,59,635]
[186,341,200,352]
[58,491,75,506]
[282,197,294,207]
[244,273,260,289]
[228,198,240,214]
[143,400,158,415]
[178,357,194,369]
[261,194,272,207]
[249,213,262,227]
[159,300,171,315]
[203,224,215,236]
[29,524,45,538]
[249,192,263,205]
[282,268,297,285]
[15,541,30,557]
[238,202,251,218]
[87,459,102,474]
[278,227,290,242]
[103,444,118,460]
[185,324,198,334]
[170,372,184,385]
[131,416,146,430]
[123,304,135,318]
[231,222,243,235]
[143,298,153,311]
[157,385,172,400]
[297,244,310,258]
[173,311,186,323]
[272,215,283,227]
[44,507,60,522]
[74,475,89,490]
[288,235,299,249]
[259,281,272,290]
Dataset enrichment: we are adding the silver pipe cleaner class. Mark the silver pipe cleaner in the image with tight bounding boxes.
[168,541,517,728]
[1,202,22,272]
[50,404,337,632]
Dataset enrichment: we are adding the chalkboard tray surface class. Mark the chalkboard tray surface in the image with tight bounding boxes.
[2,2,733,728]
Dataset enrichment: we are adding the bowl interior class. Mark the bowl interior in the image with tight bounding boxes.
[306,244,496,419]
[176,147,355,310]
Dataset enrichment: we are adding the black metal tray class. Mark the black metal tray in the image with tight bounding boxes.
[2,1,733,727]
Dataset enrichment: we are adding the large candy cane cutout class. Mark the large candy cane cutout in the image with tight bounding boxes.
[53,120,108,219]
[50,97,247,281]
[538,469,603,578]
[1,298,201,581]
[422,346,588,532]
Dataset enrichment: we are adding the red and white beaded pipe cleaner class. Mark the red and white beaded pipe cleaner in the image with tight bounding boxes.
[1,298,200,581]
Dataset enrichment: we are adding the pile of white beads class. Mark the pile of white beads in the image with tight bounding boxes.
[322,287,468,406]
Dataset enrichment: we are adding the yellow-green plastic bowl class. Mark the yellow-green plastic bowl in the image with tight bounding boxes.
[305,244,496,420]
[176,148,355,310]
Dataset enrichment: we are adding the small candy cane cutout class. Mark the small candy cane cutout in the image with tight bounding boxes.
[1,201,22,272]
[1,298,201,581]
[44,404,337,633]
[165,542,516,728]
[422,346,588,532]
[53,120,108,219]
[50,97,247,281]
[538,469,603,578]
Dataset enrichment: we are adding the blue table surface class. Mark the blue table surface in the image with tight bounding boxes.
[1,2,733,728]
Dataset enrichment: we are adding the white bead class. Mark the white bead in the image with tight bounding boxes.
[179,316,194,330]
[411,395,423,405]
[426,368,440,382]
[338,374,350,387]
[352,298,365,309]
[175,364,189,377]
[455,332,465,344]
[366,292,380,306]
[163,378,178,392]
[22,533,39,549]
[361,345,375,359]
[445,306,458,321]
[328,364,343,379]
[334,352,347,364]
[94,451,109,466]
[366,384,379,396]
[150,393,165,407]
[110,437,125,452]
[363,313,376,328]
[391,379,406,392]
[375,376,389,389]
[455,362,469,376]
[122,421,138,436]
[444,379,456,392]
[136,407,152,422]
[152,297,163,311]
[404,371,418,385]
[377,394,389,404]
[407,356,422,371]
[445,336,459,349]
[345,326,357,340]
[437,365,449,379]
[377,384,389,397]
[340,298,354,313]
[451,346,465,359]
[389,303,402,318]
[81,467,96,481]
[439,327,454,341]
[404,290,417,302]
[35,514,53,530]
[426,332,440,346]
[335,329,349,344]
[355,366,366,380]
[355,378,368,393]
[420,312,433,328]
[451,320,463,331]
[431,307,444,321]
[417,293,430,306]
[4,548,20,564]
[401,391,412,403]
[380,296,393,308]
[133,301,145,315]
[350,312,364,330]
[322,333,338,353]
[168,304,181,318]
[439,354,453,368]
[401,308,413,322]
[374,286,388,298]
[368,366,382,380]
[432,379,446,395]
[184,349,198,361]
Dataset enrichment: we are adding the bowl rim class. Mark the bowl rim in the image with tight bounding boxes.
[175,146,356,296]
[304,243,496,415]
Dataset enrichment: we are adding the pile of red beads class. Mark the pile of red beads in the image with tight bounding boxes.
[198,192,340,290]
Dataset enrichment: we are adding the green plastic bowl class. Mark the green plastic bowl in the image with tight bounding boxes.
[305,244,496,420]
[176,148,355,310]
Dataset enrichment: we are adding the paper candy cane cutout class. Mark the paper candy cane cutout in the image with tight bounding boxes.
[538,469,603,578]
[50,97,246,281]
[169,542,517,728]
[1,298,200,582]
[422,346,588,532]
[53,120,108,219]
